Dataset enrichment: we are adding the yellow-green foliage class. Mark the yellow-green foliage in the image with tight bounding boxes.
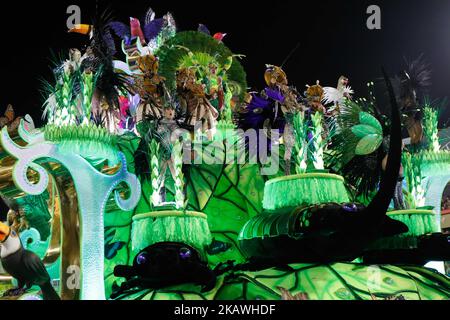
[423,105,440,153]
[403,152,425,209]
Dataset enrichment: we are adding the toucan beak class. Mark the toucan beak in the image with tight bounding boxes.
[0,222,10,243]
[68,24,92,35]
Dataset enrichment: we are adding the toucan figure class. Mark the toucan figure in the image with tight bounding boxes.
[0,222,60,300]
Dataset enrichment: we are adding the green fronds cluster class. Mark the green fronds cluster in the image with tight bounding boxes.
[423,104,440,153]
[81,72,95,121]
[418,150,450,174]
[310,112,325,170]
[44,63,101,126]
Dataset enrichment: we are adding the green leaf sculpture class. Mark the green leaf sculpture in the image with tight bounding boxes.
[352,112,383,156]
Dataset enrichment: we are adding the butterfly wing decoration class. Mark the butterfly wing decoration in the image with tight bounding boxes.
[198,24,211,35]
[0,104,14,127]
[164,12,177,30]
[0,105,21,132]
[144,18,165,42]
[144,7,156,25]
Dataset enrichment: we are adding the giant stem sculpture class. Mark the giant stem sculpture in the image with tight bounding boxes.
[0,122,141,300]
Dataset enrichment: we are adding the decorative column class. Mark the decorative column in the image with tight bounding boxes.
[0,122,141,300]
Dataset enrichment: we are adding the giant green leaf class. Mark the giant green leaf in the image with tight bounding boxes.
[351,124,381,139]
[359,112,383,133]
[355,134,383,155]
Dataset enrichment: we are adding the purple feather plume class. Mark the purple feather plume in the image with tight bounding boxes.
[109,21,131,39]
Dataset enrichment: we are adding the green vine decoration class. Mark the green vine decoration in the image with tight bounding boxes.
[310,112,325,170]
[149,140,161,208]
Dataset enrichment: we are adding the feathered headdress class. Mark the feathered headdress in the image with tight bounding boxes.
[391,54,432,112]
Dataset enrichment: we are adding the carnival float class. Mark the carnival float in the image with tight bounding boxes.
[0,6,448,300]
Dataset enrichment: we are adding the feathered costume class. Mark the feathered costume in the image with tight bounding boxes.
[238,66,305,167]
[176,67,219,133]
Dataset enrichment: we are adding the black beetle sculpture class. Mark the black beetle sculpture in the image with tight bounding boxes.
[111,242,216,299]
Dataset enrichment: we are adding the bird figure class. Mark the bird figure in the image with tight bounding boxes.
[323,76,354,114]
[130,18,146,45]
[198,24,227,43]
[0,222,60,300]
[109,7,165,46]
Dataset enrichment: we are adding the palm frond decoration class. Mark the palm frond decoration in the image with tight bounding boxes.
[422,99,441,153]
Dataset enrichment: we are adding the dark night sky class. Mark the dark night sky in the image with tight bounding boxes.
[1,0,450,127]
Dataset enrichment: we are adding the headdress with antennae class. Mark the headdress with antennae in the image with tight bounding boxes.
[280,42,301,69]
